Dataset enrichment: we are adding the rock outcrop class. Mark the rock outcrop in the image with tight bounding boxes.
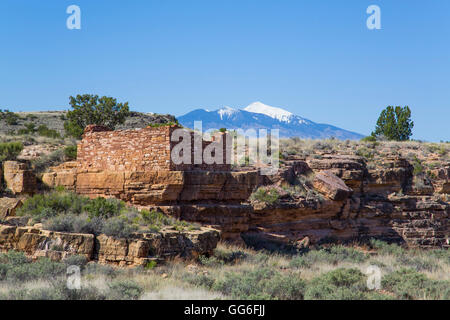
[0,223,220,266]
[0,197,23,219]
[35,127,449,250]
[40,155,449,249]
[312,171,354,201]
[3,161,36,195]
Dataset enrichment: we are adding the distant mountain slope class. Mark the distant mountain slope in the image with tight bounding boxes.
[178,102,364,140]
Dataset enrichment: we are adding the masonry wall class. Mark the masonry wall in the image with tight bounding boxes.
[77,125,231,172]
[77,126,172,172]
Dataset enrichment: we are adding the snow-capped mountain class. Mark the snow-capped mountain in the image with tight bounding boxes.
[178,102,364,140]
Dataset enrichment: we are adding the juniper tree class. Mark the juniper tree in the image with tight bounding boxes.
[64,94,130,138]
[372,106,414,141]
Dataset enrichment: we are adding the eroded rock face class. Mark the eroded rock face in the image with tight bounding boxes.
[3,161,36,195]
[0,197,23,219]
[0,225,94,259]
[307,155,366,191]
[40,155,449,249]
[43,169,261,205]
[312,171,353,201]
[0,224,220,266]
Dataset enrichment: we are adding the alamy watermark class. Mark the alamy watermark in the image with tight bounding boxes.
[170,121,279,175]
[365,265,381,290]
[66,5,81,30]
[367,5,381,30]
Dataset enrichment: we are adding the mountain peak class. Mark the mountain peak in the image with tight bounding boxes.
[244,102,293,122]
[217,106,238,119]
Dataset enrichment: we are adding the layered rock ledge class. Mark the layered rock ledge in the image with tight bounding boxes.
[0,223,220,266]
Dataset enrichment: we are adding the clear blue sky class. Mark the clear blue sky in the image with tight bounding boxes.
[0,0,449,141]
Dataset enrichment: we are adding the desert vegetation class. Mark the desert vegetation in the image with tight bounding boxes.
[15,190,199,237]
[0,241,448,300]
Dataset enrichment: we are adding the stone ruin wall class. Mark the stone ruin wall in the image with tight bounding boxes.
[77,125,231,172]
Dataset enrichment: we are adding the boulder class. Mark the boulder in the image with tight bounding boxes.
[3,161,36,194]
[0,197,23,219]
[313,170,353,201]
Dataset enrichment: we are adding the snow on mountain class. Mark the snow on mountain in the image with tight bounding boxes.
[178,102,364,140]
[244,101,293,123]
[218,106,238,119]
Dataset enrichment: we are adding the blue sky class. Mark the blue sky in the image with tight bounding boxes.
[0,0,449,141]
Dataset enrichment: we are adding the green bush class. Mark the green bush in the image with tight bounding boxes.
[65,94,130,138]
[17,191,91,222]
[212,268,305,300]
[382,268,450,300]
[64,120,84,139]
[18,191,194,237]
[147,121,179,128]
[356,146,375,160]
[106,279,143,300]
[32,149,65,173]
[3,111,19,125]
[0,141,23,161]
[63,255,88,269]
[37,125,61,139]
[43,214,104,235]
[250,187,280,205]
[290,246,369,268]
[412,156,424,176]
[5,257,66,283]
[83,197,125,219]
[369,239,406,256]
[64,145,77,160]
[361,135,377,142]
[304,268,368,300]
[101,217,138,239]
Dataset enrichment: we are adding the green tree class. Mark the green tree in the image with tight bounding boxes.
[372,106,414,141]
[64,94,130,138]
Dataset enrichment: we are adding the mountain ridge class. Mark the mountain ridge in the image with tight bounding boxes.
[178,102,364,140]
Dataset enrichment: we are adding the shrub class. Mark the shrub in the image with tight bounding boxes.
[63,255,88,269]
[356,147,375,160]
[65,94,130,138]
[4,111,19,125]
[83,197,125,219]
[102,217,138,239]
[17,122,36,135]
[361,135,377,142]
[32,149,65,173]
[64,120,84,139]
[250,187,280,205]
[212,268,305,300]
[139,209,197,232]
[290,246,369,268]
[64,145,77,160]
[0,141,23,161]
[397,255,438,272]
[304,268,368,300]
[147,121,179,128]
[382,268,450,300]
[44,214,104,235]
[369,239,405,256]
[51,279,106,300]
[412,156,424,176]
[17,191,90,222]
[37,125,61,139]
[0,250,30,266]
[5,257,66,283]
[84,263,118,278]
[106,279,143,300]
